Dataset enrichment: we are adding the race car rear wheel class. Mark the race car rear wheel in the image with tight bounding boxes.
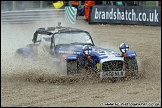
[26,44,38,56]
[14,49,25,59]
[124,57,138,76]
[15,44,38,59]
[67,60,78,75]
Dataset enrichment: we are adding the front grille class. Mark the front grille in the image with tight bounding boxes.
[102,60,124,71]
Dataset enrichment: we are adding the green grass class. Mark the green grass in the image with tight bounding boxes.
[146,1,157,6]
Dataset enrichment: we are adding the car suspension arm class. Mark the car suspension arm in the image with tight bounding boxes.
[32,22,66,44]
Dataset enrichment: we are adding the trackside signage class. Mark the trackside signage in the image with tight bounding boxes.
[90,6,161,26]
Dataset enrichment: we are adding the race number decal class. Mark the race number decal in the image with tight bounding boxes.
[93,49,106,55]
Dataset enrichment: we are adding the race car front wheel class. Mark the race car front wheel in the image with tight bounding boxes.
[67,60,78,75]
[124,57,138,76]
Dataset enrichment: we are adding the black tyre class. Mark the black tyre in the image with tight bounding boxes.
[124,57,138,76]
[67,60,78,75]
[110,77,118,83]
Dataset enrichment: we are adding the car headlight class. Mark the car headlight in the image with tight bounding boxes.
[119,42,129,53]
[82,45,92,55]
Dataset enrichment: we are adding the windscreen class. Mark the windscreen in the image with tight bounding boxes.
[54,32,93,45]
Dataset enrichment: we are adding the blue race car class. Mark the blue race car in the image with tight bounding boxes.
[16,22,138,78]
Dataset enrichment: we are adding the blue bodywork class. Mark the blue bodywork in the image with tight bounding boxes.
[16,24,137,76]
[55,44,126,68]
[126,50,137,58]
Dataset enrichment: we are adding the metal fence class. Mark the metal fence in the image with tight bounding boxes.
[1,9,65,24]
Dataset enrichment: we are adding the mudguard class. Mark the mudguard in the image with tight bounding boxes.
[126,50,137,58]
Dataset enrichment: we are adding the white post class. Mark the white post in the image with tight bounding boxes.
[110,1,113,6]
[40,1,43,8]
[78,1,81,7]
[102,1,106,5]
[69,1,72,6]
[156,1,158,6]
[12,1,16,10]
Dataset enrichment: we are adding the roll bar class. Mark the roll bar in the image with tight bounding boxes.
[32,22,65,44]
